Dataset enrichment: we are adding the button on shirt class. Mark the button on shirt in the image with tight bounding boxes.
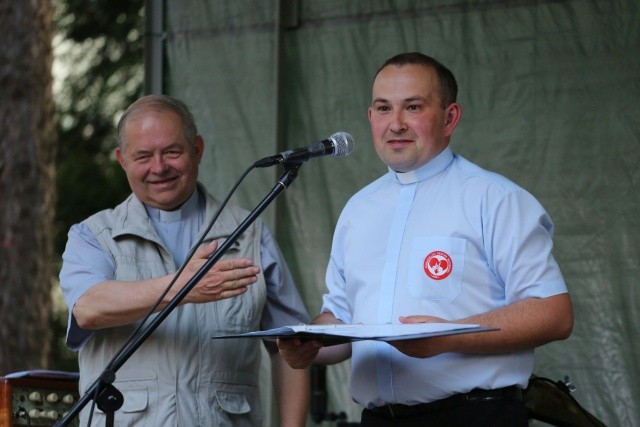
[321,146,568,408]
[60,189,308,350]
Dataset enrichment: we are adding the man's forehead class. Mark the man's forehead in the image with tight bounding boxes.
[372,65,439,102]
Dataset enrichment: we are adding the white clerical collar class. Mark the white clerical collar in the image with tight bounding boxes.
[391,146,454,185]
[145,189,200,223]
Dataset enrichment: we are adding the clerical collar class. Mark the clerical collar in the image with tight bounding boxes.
[145,189,201,223]
[391,146,454,185]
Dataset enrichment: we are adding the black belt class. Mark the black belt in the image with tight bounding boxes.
[368,386,524,419]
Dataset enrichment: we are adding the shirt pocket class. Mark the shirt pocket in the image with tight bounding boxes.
[89,370,158,427]
[209,380,262,426]
[407,236,466,301]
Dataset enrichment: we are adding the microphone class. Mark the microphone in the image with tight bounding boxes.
[253,132,354,168]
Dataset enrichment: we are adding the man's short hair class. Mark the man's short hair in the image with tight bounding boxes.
[117,94,198,151]
[376,52,458,108]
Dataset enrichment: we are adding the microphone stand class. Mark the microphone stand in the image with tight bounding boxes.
[55,164,302,427]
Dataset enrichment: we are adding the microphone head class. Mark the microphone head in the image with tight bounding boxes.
[329,132,355,157]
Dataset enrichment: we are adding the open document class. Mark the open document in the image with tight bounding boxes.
[212,323,497,346]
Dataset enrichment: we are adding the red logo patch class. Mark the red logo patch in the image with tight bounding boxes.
[423,251,453,280]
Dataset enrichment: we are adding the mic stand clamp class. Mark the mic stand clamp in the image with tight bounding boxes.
[94,371,123,427]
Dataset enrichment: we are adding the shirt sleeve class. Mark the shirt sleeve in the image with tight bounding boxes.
[259,225,310,330]
[487,188,568,303]
[320,211,353,324]
[59,223,116,350]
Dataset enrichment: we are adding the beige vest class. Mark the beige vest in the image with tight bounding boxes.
[80,187,267,426]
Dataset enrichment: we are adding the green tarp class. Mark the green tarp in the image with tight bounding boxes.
[164,1,640,424]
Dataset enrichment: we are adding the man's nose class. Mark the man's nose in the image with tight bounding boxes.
[390,111,407,132]
[150,154,168,173]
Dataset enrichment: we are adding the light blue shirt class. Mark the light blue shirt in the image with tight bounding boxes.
[60,189,308,350]
[321,146,568,408]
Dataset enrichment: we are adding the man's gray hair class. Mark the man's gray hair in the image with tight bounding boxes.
[117,94,198,151]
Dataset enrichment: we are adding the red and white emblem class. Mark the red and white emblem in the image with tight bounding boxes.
[423,251,453,280]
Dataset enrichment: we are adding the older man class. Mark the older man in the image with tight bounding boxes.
[60,94,310,426]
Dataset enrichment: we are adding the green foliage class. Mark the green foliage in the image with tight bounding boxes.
[53,0,144,255]
[50,0,144,370]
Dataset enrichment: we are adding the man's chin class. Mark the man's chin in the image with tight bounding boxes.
[144,193,189,211]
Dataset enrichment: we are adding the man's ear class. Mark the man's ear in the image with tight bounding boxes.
[444,102,462,137]
[194,135,204,163]
[115,147,126,168]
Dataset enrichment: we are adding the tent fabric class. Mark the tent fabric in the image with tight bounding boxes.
[163,0,640,425]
